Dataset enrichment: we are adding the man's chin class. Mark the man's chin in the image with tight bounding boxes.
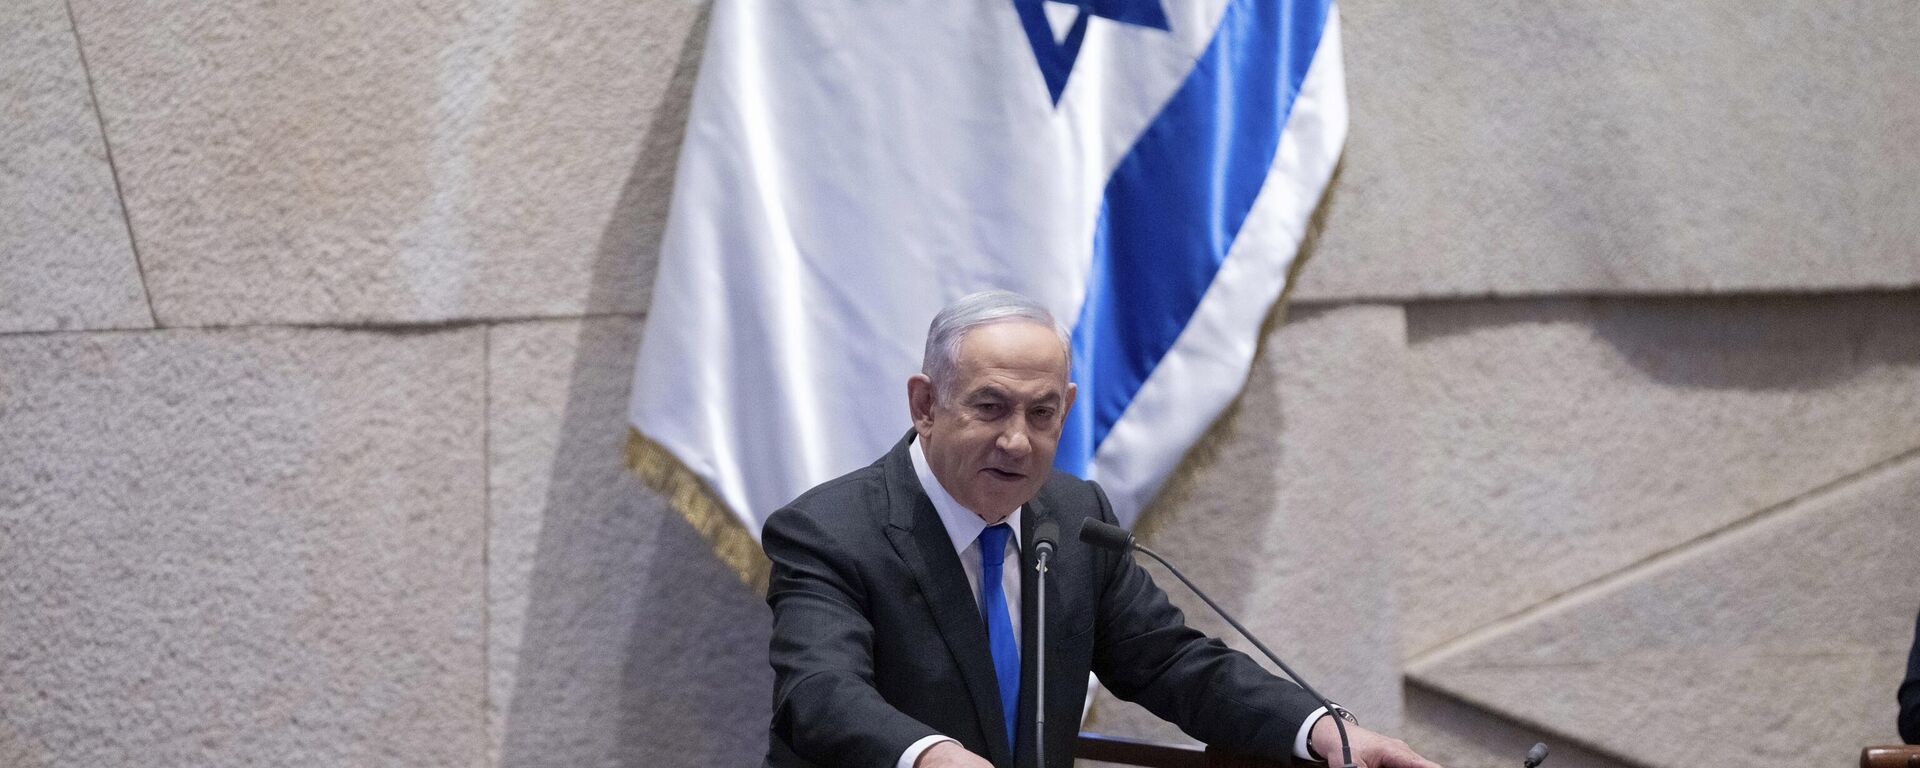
[964,479,1040,518]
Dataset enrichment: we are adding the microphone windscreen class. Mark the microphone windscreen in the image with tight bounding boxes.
[1076,518,1133,553]
[1525,743,1549,767]
[1034,519,1060,549]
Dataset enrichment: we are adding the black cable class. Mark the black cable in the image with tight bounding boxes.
[1134,543,1355,768]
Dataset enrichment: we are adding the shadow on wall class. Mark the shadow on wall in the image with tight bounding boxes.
[1405,292,1920,391]
[494,5,775,766]
[577,0,713,318]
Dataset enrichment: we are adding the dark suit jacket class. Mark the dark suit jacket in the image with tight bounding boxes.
[1901,610,1920,744]
[763,432,1322,767]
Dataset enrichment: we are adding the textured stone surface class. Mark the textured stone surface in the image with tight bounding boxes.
[1294,0,1920,300]
[1400,294,1920,657]
[1410,451,1920,767]
[1085,305,1411,746]
[487,317,770,767]
[66,0,706,326]
[13,3,1920,766]
[0,327,485,767]
[0,0,148,333]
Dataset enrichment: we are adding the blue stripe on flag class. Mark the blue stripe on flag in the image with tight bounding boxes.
[1057,0,1333,477]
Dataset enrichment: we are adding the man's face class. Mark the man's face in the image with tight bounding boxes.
[908,320,1076,522]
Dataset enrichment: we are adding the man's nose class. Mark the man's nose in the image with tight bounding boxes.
[997,418,1031,458]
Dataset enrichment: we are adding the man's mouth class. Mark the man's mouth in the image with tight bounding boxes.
[982,467,1025,481]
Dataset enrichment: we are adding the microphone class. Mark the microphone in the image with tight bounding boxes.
[1524,742,1550,768]
[1076,515,1134,553]
[1031,518,1060,768]
[1077,518,1357,768]
[1035,518,1060,560]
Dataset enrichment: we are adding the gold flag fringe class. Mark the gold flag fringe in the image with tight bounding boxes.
[625,427,772,594]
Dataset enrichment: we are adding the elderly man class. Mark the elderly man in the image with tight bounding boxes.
[763,291,1440,768]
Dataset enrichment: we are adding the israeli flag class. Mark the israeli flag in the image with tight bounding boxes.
[629,0,1346,583]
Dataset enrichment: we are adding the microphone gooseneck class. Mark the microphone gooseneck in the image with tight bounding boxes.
[1031,518,1060,768]
[1076,518,1356,768]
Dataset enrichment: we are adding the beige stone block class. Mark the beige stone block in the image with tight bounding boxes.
[1086,305,1411,744]
[1401,294,1920,657]
[0,327,485,767]
[487,317,770,767]
[0,0,148,332]
[1409,453,1920,767]
[1295,1,1920,300]
[67,0,706,326]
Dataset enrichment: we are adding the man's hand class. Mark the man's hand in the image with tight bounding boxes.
[913,739,992,768]
[1308,716,1443,768]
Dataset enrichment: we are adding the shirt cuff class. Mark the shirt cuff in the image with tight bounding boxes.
[897,735,957,768]
[1294,706,1332,761]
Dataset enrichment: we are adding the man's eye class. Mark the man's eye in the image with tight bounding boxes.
[975,402,1004,416]
[1032,408,1055,420]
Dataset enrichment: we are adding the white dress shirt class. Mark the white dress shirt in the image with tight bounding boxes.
[896,439,1331,767]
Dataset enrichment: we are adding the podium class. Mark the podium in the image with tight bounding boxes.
[1082,735,1920,767]
[1863,746,1920,768]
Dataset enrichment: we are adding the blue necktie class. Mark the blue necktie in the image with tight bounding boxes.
[977,523,1020,755]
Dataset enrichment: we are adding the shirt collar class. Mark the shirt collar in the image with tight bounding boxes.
[910,435,1022,557]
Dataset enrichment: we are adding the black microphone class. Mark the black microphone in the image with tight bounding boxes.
[1077,518,1357,768]
[1035,519,1060,560]
[1524,742,1550,768]
[1076,515,1134,553]
[1031,518,1060,768]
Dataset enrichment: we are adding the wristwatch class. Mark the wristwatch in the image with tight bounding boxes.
[1307,706,1360,763]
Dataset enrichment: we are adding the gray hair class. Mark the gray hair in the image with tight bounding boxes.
[922,290,1072,403]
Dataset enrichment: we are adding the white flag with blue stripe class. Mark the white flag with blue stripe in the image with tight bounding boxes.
[629,0,1346,576]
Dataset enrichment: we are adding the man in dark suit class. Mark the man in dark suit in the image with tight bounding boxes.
[763,291,1441,768]
[1901,609,1919,744]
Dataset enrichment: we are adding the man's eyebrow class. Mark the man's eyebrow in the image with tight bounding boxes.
[965,386,1062,405]
[965,386,1011,401]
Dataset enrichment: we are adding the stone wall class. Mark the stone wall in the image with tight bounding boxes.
[3,1,1914,766]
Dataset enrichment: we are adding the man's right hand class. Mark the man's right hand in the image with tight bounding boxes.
[914,740,992,768]
[1308,718,1443,768]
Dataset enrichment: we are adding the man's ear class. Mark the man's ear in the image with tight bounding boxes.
[907,374,936,433]
[1062,381,1077,418]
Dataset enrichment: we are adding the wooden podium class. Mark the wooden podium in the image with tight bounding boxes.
[1082,735,1920,768]
[1862,745,1920,768]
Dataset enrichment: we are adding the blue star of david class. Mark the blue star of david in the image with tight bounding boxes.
[1012,0,1170,104]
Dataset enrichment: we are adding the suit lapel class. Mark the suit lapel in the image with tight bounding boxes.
[881,433,1015,766]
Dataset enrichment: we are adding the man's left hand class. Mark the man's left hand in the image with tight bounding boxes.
[1307,716,1443,768]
